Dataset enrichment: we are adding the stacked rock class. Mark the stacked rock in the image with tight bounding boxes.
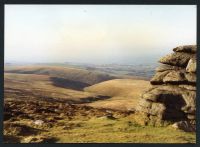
[136,45,196,130]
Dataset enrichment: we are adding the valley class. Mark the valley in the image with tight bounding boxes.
[3,63,196,143]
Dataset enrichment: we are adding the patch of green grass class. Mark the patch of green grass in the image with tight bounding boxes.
[45,117,196,143]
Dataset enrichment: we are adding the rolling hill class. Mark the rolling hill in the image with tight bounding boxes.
[5,65,151,111]
[4,73,110,104]
[5,65,116,86]
[4,65,195,143]
[84,79,150,111]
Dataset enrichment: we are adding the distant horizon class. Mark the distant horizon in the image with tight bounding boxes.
[5,5,196,64]
[5,50,164,65]
[4,59,160,66]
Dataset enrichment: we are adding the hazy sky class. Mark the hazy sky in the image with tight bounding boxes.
[5,5,196,64]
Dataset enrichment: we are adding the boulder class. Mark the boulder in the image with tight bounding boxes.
[33,120,44,126]
[163,71,186,84]
[151,71,195,85]
[156,64,183,72]
[184,73,196,83]
[178,85,196,91]
[150,71,170,85]
[159,52,194,67]
[187,114,195,120]
[186,57,196,73]
[21,135,54,143]
[136,45,196,131]
[171,121,195,132]
[149,103,166,116]
[173,45,197,53]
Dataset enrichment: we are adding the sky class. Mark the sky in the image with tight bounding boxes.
[5,5,196,65]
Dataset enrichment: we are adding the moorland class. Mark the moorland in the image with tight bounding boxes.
[3,63,195,143]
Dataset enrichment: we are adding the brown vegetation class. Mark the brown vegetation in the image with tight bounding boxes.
[4,61,196,143]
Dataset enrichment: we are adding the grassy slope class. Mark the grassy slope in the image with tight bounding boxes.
[5,73,150,111]
[84,79,150,111]
[40,116,196,143]
[4,67,196,143]
[4,73,97,103]
[4,99,195,143]
[4,65,116,85]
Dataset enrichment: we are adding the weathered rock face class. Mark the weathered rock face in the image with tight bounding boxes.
[136,45,196,131]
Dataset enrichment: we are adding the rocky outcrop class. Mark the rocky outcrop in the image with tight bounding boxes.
[136,45,196,131]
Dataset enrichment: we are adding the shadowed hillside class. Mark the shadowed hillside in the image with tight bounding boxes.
[50,77,90,90]
[5,65,116,85]
[4,73,111,104]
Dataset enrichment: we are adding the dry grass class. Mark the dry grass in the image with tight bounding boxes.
[84,79,150,111]
[4,66,196,143]
[4,100,195,143]
[5,65,115,85]
[5,73,150,111]
[4,73,97,103]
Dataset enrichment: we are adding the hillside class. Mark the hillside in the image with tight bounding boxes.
[4,73,108,104]
[5,65,116,85]
[4,59,196,143]
[84,79,150,111]
[4,99,195,143]
[4,73,150,111]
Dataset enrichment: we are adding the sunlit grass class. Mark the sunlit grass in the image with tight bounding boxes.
[45,116,195,143]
